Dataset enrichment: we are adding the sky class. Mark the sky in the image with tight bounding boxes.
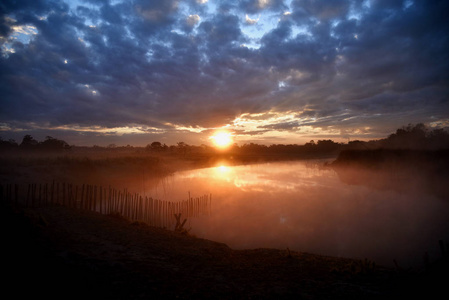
[1,0,448,147]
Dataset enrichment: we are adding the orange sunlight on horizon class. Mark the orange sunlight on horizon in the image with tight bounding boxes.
[210,130,233,149]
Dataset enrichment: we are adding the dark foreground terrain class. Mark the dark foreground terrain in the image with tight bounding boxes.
[3,204,447,300]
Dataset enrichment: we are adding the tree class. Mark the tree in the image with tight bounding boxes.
[177,142,189,156]
[316,140,340,150]
[0,138,18,150]
[150,141,162,151]
[428,128,449,149]
[145,141,163,152]
[40,136,70,151]
[385,123,434,149]
[20,135,39,150]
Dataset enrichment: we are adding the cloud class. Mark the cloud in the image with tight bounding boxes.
[291,0,350,21]
[134,0,179,22]
[239,0,287,14]
[0,0,448,146]
[245,14,259,25]
[186,14,200,27]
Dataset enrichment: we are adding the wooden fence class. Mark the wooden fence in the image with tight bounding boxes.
[1,182,211,229]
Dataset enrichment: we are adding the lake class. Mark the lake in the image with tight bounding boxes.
[144,159,449,268]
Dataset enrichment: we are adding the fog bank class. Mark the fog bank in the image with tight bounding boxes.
[145,161,449,268]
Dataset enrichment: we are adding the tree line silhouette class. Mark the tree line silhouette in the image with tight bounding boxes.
[1,123,448,155]
[0,135,70,152]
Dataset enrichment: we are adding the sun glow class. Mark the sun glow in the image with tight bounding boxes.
[210,131,233,149]
[218,165,229,172]
[212,164,234,181]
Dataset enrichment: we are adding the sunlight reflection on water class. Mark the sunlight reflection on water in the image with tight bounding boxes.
[144,159,449,268]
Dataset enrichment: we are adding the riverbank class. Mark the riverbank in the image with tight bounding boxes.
[4,203,446,299]
[330,149,449,199]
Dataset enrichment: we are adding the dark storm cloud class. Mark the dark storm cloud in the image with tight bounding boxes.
[335,2,449,94]
[1,0,448,145]
[282,1,448,125]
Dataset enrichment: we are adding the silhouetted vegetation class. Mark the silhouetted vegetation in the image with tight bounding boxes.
[39,136,71,151]
[2,123,448,157]
[381,123,449,150]
[0,135,71,152]
[19,134,39,150]
[331,124,449,199]
[343,123,449,150]
[333,124,449,169]
[0,138,18,150]
[1,123,448,186]
[145,141,168,152]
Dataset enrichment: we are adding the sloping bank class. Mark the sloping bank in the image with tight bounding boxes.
[4,204,446,299]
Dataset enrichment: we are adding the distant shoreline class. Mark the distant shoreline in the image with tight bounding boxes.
[331,148,449,199]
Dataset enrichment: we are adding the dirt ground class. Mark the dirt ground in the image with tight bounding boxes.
[3,203,447,300]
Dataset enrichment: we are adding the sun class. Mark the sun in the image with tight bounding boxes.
[210,131,233,149]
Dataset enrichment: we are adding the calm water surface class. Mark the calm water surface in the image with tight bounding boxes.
[145,160,449,268]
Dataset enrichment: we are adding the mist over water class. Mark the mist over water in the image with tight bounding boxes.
[143,160,449,268]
